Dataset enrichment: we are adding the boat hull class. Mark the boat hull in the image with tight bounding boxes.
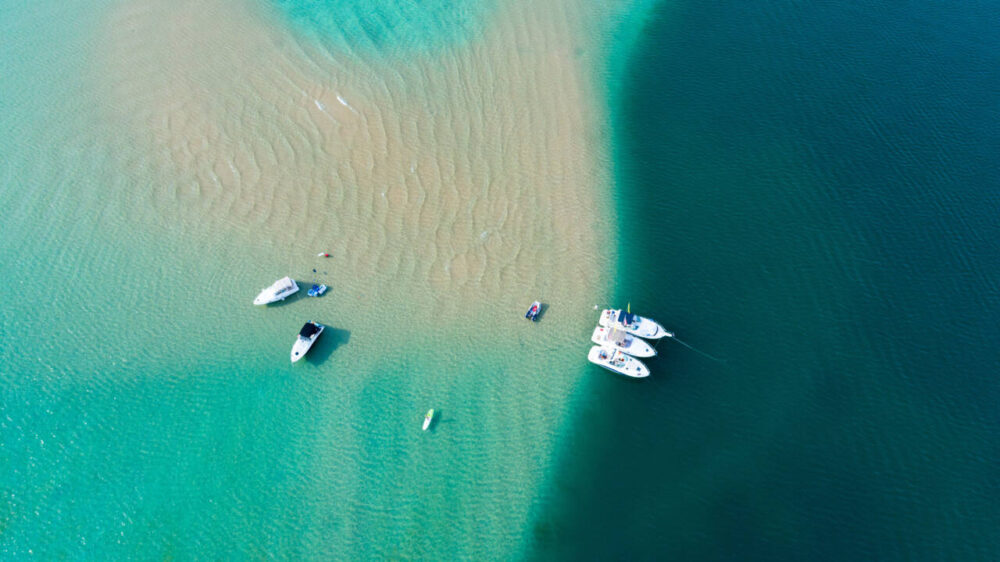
[598,309,669,339]
[590,326,657,357]
[525,301,541,321]
[587,345,650,378]
[254,277,300,305]
[291,323,324,362]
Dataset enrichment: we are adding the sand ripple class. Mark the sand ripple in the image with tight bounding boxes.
[99,0,614,316]
[47,0,628,557]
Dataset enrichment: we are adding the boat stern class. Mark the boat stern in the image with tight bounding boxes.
[590,326,607,346]
[598,309,618,328]
[587,345,611,365]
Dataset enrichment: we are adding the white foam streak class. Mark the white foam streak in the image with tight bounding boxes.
[336,94,359,114]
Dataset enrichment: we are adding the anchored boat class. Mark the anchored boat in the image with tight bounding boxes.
[598,309,671,340]
[587,345,650,378]
[253,276,299,305]
[525,301,541,321]
[423,409,434,431]
[591,325,657,358]
[291,321,324,363]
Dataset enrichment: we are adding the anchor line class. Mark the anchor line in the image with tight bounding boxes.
[666,334,726,363]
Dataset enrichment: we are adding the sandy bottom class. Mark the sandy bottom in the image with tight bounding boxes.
[21,0,630,556]
[99,0,616,316]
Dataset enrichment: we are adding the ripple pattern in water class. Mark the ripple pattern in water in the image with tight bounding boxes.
[98,0,614,308]
[273,0,494,54]
[2,0,626,558]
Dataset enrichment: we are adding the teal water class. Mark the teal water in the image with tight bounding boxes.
[3,0,615,558]
[272,0,493,54]
[532,0,1000,559]
[4,0,999,559]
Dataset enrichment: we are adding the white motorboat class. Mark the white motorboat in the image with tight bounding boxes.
[587,345,650,378]
[598,309,671,340]
[423,409,434,431]
[254,276,299,305]
[291,321,324,363]
[591,325,657,358]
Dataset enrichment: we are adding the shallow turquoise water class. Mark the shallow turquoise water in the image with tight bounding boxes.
[5,0,999,559]
[272,0,494,55]
[2,0,613,558]
[531,0,1000,559]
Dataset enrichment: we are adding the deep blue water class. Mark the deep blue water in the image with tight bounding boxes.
[532,1,1000,559]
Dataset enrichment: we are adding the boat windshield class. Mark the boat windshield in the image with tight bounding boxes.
[617,310,636,326]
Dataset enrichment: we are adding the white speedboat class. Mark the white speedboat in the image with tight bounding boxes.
[598,309,671,340]
[253,276,299,305]
[291,321,324,362]
[587,345,650,378]
[591,325,657,358]
[423,409,434,431]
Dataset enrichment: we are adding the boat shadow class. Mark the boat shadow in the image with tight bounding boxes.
[426,408,445,432]
[306,327,350,365]
[526,302,548,322]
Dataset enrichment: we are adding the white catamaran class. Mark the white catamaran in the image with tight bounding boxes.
[587,345,650,378]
